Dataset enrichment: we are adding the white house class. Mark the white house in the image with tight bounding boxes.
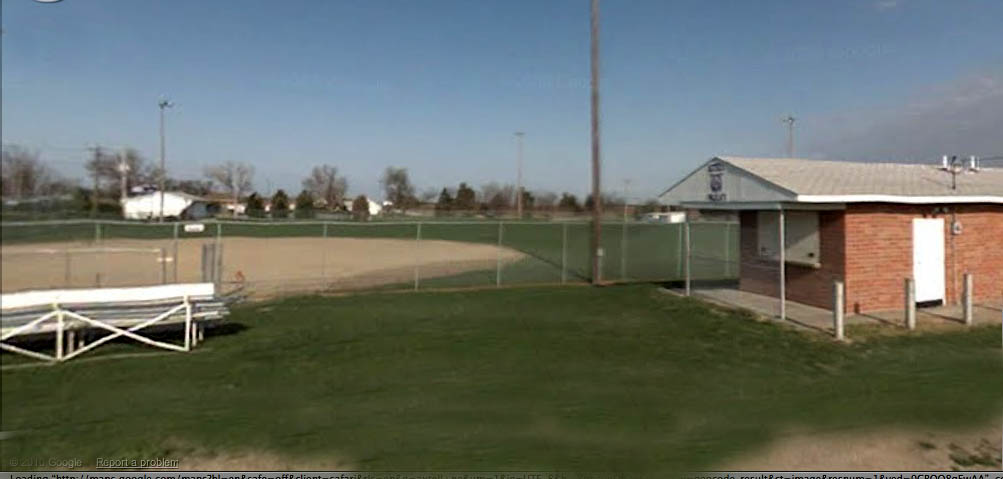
[641,211,685,223]
[121,191,212,220]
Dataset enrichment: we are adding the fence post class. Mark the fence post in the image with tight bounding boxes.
[160,247,167,284]
[677,224,684,279]
[620,221,628,282]
[172,222,179,283]
[64,250,71,288]
[723,223,731,277]
[905,278,916,330]
[322,222,328,284]
[215,222,223,289]
[833,280,845,341]
[963,273,973,326]
[413,223,422,291]
[561,223,568,284]
[684,217,691,296]
[94,222,102,244]
[496,221,504,287]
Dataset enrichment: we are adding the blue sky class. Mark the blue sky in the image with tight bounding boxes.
[3,0,1002,200]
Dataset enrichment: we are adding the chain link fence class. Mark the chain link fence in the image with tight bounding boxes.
[1,219,739,296]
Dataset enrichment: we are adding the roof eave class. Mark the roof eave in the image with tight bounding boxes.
[796,194,1003,204]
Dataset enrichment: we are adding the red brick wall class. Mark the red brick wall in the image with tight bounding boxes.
[738,210,846,309]
[844,203,1003,313]
[737,203,1003,313]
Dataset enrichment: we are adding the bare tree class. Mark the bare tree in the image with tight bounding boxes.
[1,145,60,198]
[302,165,348,210]
[481,182,514,211]
[419,187,439,203]
[86,148,156,198]
[117,148,156,190]
[535,191,558,211]
[380,166,416,212]
[205,161,254,216]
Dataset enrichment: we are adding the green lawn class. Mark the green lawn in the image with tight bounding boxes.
[2,285,1000,473]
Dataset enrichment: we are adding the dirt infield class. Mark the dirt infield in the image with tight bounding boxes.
[1,237,526,295]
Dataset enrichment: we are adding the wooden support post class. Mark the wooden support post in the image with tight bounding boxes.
[833,280,845,341]
[963,273,973,326]
[905,278,916,330]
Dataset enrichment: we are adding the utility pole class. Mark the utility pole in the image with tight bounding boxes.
[782,115,796,158]
[158,98,174,222]
[118,148,130,201]
[590,0,603,285]
[514,131,525,219]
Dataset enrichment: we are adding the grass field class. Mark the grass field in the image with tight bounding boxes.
[2,285,1000,473]
[1,220,739,290]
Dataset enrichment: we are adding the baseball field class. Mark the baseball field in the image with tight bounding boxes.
[0,220,739,294]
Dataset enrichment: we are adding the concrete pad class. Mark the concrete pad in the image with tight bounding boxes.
[669,286,1003,339]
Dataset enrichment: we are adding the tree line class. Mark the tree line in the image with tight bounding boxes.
[2,143,664,219]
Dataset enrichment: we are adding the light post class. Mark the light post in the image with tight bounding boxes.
[782,115,795,158]
[158,98,174,221]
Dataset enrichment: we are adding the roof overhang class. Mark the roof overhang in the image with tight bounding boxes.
[679,202,846,211]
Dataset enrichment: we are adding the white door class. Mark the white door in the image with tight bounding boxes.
[912,218,945,303]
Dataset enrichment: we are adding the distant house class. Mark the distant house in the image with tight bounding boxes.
[204,193,246,216]
[641,211,686,224]
[121,191,218,220]
[343,198,383,216]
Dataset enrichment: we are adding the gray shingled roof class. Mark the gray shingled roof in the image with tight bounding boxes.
[718,156,1003,197]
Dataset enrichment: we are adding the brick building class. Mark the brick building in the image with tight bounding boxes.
[660,157,1002,313]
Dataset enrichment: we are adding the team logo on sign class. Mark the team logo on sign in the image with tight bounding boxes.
[707,162,726,202]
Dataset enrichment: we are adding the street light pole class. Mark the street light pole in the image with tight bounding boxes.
[158,98,174,221]
[514,131,525,219]
[782,115,795,158]
[589,0,602,285]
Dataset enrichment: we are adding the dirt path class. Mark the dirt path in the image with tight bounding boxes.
[718,419,1003,471]
[1,237,526,295]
